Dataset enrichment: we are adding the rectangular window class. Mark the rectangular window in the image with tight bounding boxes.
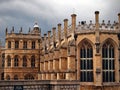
[8,41,11,48]
[15,41,19,49]
[32,41,35,49]
[23,41,27,49]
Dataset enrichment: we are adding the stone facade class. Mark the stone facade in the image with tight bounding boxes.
[0,11,120,90]
[4,23,41,80]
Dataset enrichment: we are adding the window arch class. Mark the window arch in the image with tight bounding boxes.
[14,55,19,67]
[102,41,115,82]
[80,40,93,82]
[23,56,27,67]
[24,74,34,80]
[7,55,11,67]
[6,75,10,80]
[31,55,35,67]
[14,75,18,80]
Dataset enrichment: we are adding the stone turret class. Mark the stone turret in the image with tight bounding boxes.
[31,23,41,35]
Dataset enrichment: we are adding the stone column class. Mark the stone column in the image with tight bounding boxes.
[94,11,102,86]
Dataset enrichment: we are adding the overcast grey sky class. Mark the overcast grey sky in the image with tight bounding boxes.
[0,0,120,45]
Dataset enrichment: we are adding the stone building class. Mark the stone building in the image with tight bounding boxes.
[1,11,120,90]
[38,11,120,89]
[4,23,41,80]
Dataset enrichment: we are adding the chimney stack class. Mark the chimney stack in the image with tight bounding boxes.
[44,34,47,52]
[71,14,77,33]
[52,27,56,44]
[64,19,68,39]
[58,23,61,44]
[95,11,99,29]
[48,31,51,49]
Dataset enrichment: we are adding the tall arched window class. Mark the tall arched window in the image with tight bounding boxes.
[23,56,27,67]
[102,41,115,82]
[80,40,93,82]
[7,55,11,67]
[14,55,19,67]
[14,75,18,80]
[31,56,35,67]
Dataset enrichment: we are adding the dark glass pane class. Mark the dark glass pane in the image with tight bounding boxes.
[80,60,83,69]
[90,48,93,57]
[109,48,111,58]
[106,71,108,82]
[84,49,86,58]
[113,72,115,82]
[80,49,83,58]
[106,60,108,69]
[83,60,86,69]
[112,48,114,58]
[87,48,89,58]
[106,48,108,58]
[112,60,115,69]
[84,71,87,81]
[103,71,105,82]
[87,60,89,69]
[102,48,105,58]
[80,72,83,81]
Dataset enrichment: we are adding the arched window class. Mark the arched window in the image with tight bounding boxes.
[23,41,27,49]
[14,75,18,80]
[24,74,34,80]
[80,40,93,82]
[23,56,27,67]
[31,56,35,67]
[6,75,10,80]
[102,41,115,82]
[7,55,11,67]
[14,55,19,67]
[15,41,19,49]
[32,41,35,49]
[8,41,11,48]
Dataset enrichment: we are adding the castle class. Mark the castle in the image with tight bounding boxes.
[0,11,120,90]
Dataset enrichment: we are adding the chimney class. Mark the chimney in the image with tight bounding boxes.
[95,11,99,29]
[64,19,68,39]
[118,13,120,25]
[44,34,47,52]
[52,27,56,42]
[58,23,61,44]
[71,14,77,33]
[52,27,56,48]
[48,31,51,49]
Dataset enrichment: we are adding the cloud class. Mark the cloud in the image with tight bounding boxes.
[0,0,120,46]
